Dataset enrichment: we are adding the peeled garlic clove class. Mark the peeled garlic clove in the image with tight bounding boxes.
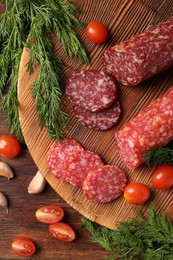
[28,170,46,194]
[0,191,8,213]
[0,162,14,179]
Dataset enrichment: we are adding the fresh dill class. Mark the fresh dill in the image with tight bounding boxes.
[144,141,173,166]
[0,0,88,140]
[81,204,173,260]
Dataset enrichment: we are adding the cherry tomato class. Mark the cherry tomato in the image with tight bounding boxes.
[49,222,76,242]
[0,135,20,158]
[12,237,36,257]
[152,164,173,190]
[85,21,108,43]
[36,205,64,224]
[124,182,150,205]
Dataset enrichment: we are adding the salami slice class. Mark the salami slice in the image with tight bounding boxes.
[104,16,173,86]
[48,138,83,181]
[115,86,173,169]
[66,70,118,112]
[73,101,121,130]
[82,165,127,203]
[65,150,104,189]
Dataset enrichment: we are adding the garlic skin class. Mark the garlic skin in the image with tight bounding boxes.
[28,171,46,194]
[0,191,8,213]
[0,162,14,179]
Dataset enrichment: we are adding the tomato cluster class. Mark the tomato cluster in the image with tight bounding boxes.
[124,164,173,205]
[12,205,75,257]
[36,205,75,242]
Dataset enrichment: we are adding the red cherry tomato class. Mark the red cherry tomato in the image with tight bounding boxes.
[49,222,76,242]
[36,205,64,224]
[152,164,173,190]
[0,135,20,158]
[12,237,36,257]
[85,21,108,43]
[124,183,150,205]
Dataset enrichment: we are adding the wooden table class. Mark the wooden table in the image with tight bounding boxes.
[0,0,173,259]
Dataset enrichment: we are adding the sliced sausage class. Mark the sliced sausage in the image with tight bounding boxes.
[73,101,121,130]
[65,150,104,189]
[48,138,83,181]
[66,70,118,112]
[82,165,127,203]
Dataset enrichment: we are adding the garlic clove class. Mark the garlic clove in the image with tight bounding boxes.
[28,170,47,194]
[0,162,14,179]
[0,191,8,214]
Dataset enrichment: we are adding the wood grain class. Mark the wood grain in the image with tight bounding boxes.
[18,0,173,230]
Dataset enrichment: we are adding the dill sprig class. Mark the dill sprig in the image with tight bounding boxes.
[144,141,173,166]
[1,49,23,139]
[27,15,68,140]
[81,204,173,260]
[0,1,27,139]
[0,0,88,140]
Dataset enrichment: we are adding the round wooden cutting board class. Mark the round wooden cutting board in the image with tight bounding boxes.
[17,0,173,229]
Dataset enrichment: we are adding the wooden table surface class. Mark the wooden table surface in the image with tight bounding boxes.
[0,0,173,259]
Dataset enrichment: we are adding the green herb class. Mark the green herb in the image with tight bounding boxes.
[144,141,173,166]
[0,0,88,140]
[81,204,173,260]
